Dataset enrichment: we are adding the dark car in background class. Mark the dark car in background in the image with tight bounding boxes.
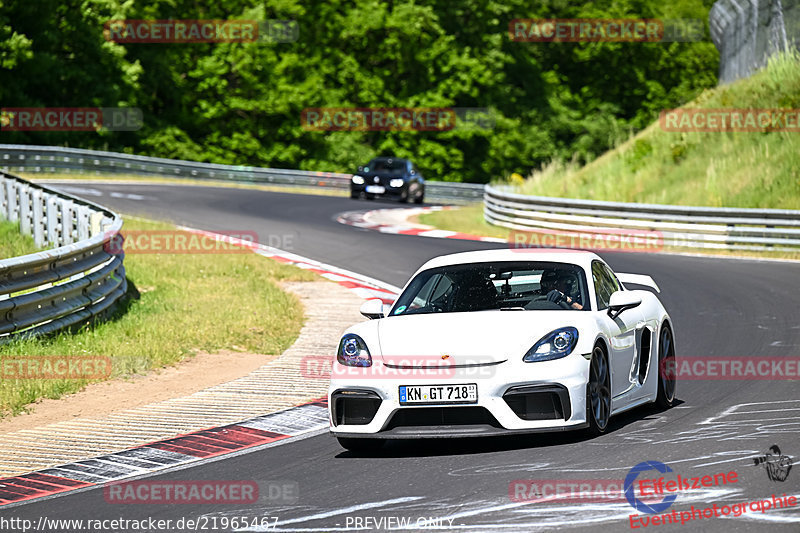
[350,157,425,203]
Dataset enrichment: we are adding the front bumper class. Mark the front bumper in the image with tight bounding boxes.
[328,355,590,438]
[351,183,407,198]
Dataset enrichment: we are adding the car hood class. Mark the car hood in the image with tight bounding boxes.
[374,311,588,366]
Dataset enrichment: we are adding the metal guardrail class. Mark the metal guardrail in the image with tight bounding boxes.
[484,184,800,251]
[0,171,126,343]
[0,144,485,203]
[4,145,797,251]
[710,0,798,84]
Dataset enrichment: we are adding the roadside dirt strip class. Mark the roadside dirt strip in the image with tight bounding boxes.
[0,230,400,507]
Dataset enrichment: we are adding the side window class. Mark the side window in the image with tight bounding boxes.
[431,275,452,299]
[407,275,438,311]
[407,273,454,311]
[602,264,621,293]
[592,261,615,310]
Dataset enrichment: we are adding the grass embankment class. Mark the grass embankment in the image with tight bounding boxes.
[419,52,800,258]
[0,217,316,417]
[513,52,800,209]
[0,220,41,259]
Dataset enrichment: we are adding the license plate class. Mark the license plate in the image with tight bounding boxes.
[399,384,477,405]
[365,185,385,194]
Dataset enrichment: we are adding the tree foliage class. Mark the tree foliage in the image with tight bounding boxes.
[0,0,718,182]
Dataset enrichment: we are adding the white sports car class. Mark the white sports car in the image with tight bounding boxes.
[328,249,676,451]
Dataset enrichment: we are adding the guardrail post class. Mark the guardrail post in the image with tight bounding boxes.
[61,199,75,245]
[46,195,60,246]
[19,184,32,236]
[0,176,7,215]
[77,205,90,241]
[6,180,18,222]
[89,211,104,237]
[32,189,45,247]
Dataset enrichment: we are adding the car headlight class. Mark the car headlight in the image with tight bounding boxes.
[352,175,365,185]
[337,334,372,367]
[523,327,579,362]
[389,178,404,188]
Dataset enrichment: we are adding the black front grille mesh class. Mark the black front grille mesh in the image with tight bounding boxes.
[385,406,501,429]
[332,390,382,426]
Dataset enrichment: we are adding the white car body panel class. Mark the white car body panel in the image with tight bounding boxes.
[328,249,673,439]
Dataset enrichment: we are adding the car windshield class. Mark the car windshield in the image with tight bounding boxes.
[390,261,589,315]
[366,159,406,174]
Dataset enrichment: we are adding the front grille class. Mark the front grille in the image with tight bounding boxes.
[385,406,501,429]
[503,385,571,421]
[331,389,382,426]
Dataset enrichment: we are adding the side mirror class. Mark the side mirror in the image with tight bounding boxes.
[607,291,642,319]
[360,299,386,319]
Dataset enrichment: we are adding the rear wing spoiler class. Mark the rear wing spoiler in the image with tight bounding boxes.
[616,273,661,293]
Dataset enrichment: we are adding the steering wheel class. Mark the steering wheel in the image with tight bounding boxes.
[532,293,571,309]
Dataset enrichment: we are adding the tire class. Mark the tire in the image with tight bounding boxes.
[656,325,677,408]
[350,192,360,199]
[405,184,420,204]
[336,437,384,452]
[586,344,611,436]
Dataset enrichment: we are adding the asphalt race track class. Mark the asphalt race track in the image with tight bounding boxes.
[2,182,799,532]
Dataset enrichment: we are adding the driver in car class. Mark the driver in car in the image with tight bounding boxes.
[540,270,583,310]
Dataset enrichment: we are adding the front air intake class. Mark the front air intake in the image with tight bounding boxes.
[331,389,382,426]
[503,384,571,421]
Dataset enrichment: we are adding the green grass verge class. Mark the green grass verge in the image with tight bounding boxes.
[0,217,317,417]
[509,51,800,209]
[0,219,42,259]
[417,205,509,241]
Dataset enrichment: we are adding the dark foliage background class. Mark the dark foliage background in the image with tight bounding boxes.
[0,0,718,182]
